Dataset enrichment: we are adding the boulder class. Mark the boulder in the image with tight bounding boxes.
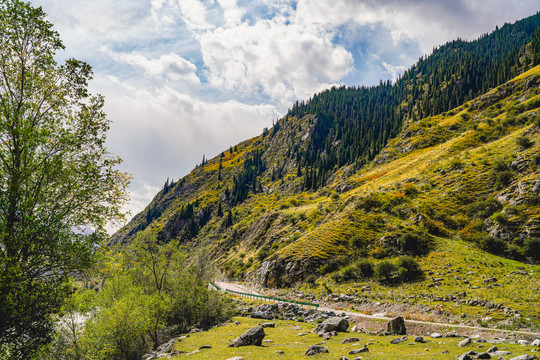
[458,338,472,347]
[477,352,491,359]
[390,336,408,344]
[509,356,537,360]
[342,337,360,344]
[251,311,274,320]
[415,336,425,343]
[349,347,369,354]
[517,340,530,345]
[262,322,275,328]
[386,316,406,335]
[305,345,329,356]
[229,326,265,347]
[430,333,442,338]
[315,317,349,333]
[456,353,474,360]
[532,339,540,346]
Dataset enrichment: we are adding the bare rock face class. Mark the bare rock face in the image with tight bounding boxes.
[315,317,349,334]
[386,316,406,335]
[229,326,265,347]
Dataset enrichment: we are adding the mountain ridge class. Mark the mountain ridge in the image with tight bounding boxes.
[111,14,540,295]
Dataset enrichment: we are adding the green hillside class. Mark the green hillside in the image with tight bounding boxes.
[111,15,540,326]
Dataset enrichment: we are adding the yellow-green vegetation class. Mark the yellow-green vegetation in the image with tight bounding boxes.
[169,316,538,360]
[310,236,540,328]
[114,65,540,328]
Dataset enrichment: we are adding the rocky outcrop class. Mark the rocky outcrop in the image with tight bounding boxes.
[254,258,323,287]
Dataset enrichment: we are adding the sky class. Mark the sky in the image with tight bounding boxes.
[28,0,539,232]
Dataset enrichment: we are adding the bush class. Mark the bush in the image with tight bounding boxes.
[396,256,423,281]
[398,229,431,255]
[374,260,397,283]
[355,258,375,278]
[490,159,514,190]
[305,274,318,287]
[516,136,533,149]
[524,237,540,261]
[466,197,501,219]
[491,212,507,224]
[256,245,271,262]
[480,236,507,255]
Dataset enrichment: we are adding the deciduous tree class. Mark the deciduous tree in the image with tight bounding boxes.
[0,1,129,357]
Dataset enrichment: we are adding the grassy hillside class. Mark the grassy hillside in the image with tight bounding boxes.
[113,65,540,329]
[166,316,539,360]
[110,15,540,332]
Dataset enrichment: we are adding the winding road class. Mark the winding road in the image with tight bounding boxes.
[215,281,540,337]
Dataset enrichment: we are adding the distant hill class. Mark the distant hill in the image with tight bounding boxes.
[111,13,540,290]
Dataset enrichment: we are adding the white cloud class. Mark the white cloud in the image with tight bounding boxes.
[218,0,245,26]
[196,3,353,107]
[177,0,214,31]
[101,47,201,84]
[29,0,540,234]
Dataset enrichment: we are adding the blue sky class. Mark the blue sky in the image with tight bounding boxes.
[28,0,539,231]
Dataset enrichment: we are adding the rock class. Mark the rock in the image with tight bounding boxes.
[456,353,474,360]
[225,357,245,360]
[532,339,540,346]
[386,316,406,335]
[349,347,369,354]
[276,351,285,355]
[198,345,211,350]
[320,330,337,339]
[342,337,360,344]
[415,336,425,343]
[487,346,498,353]
[458,338,472,347]
[305,345,328,356]
[509,356,537,360]
[477,352,491,359]
[262,322,276,328]
[517,340,531,345]
[339,357,350,360]
[390,336,408,344]
[315,317,349,333]
[430,333,442,338]
[229,326,266,347]
[263,339,274,343]
[251,311,274,320]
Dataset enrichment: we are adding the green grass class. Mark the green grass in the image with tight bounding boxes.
[170,316,539,359]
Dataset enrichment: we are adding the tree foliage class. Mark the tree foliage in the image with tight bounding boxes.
[0,1,129,357]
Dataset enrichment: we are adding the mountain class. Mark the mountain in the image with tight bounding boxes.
[111,14,540,289]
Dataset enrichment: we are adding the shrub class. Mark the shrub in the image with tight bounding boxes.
[490,159,514,190]
[374,260,397,283]
[305,274,318,287]
[524,237,540,261]
[396,256,423,281]
[480,236,507,255]
[516,136,533,149]
[491,212,507,224]
[398,229,431,255]
[466,197,502,219]
[355,258,375,278]
[256,245,271,262]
